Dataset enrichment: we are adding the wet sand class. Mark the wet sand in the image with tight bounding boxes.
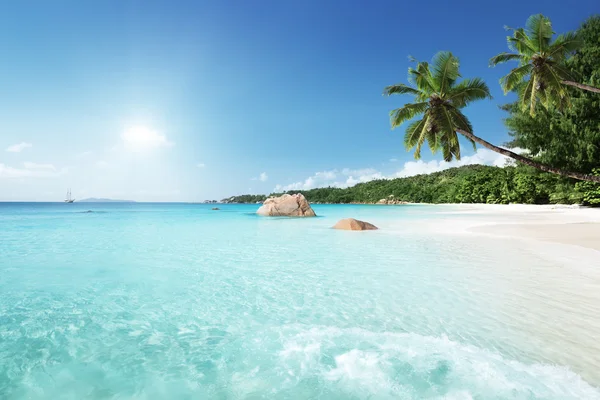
[471,222,600,252]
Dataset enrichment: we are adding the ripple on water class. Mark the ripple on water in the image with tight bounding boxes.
[209,325,599,400]
[1,203,600,399]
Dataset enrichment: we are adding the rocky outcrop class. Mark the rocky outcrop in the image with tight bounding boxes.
[332,218,378,231]
[256,194,316,217]
[212,207,220,210]
[376,196,408,205]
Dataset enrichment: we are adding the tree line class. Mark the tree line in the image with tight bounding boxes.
[224,164,598,205]
[225,15,600,206]
[385,14,600,183]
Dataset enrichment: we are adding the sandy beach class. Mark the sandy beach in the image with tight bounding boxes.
[472,222,600,251]
[421,204,600,253]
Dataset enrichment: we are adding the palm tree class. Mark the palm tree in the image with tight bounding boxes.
[490,14,600,116]
[384,51,600,183]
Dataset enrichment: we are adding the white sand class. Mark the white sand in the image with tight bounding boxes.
[428,204,600,252]
[416,204,600,384]
[472,222,600,251]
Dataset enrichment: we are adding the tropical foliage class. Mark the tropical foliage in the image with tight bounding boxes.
[227,16,600,205]
[227,165,587,206]
[386,45,600,182]
[222,194,266,203]
[576,169,600,206]
[384,52,491,162]
[504,16,600,174]
[490,14,581,115]
[502,16,600,204]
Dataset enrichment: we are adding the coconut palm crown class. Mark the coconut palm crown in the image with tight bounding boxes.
[490,14,582,116]
[384,51,491,162]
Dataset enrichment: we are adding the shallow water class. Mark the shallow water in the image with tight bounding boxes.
[1,202,599,399]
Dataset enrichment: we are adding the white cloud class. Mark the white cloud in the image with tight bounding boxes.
[121,126,173,151]
[23,162,56,170]
[392,148,522,178]
[0,162,65,178]
[274,148,525,192]
[75,151,93,159]
[197,163,205,168]
[251,172,269,182]
[96,160,109,169]
[274,168,384,192]
[389,158,398,162]
[6,142,32,153]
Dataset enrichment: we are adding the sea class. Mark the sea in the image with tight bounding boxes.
[1,202,599,399]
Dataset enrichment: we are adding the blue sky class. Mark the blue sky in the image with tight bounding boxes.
[0,0,597,201]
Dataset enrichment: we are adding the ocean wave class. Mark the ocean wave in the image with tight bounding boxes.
[223,325,600,399]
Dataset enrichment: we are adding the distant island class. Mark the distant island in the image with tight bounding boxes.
[78,198,136,203]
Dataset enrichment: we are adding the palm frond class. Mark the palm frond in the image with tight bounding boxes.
[441,107,462,160]
[539,64,572,111]
[425,128,439,154]
[447,78,492,107]
[427,104,460,161]
[431,51,460,94]
[508,28,536,56]
[448,131,461,160]
[389,102,429,128]
[439,135,454,162]
[529,74,540,116]
[451,110,477,151]
[518,78,535,115]
[552,62,577,82]
[404,118,425,149]
[499,64,533,94]
[408,61,436,93]
[548,31,581,60]
[449,108,474,136]
[489,52,522,66]
[536,84,551,109]
[410,115,432,159]
[383,83,421,97]
[526,14,553,52]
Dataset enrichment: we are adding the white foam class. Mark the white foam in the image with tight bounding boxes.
[273,325,600,399]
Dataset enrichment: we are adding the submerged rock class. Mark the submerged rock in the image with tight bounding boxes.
[332,218,378,231]
[256,193,316,217]
[212,207,220,210]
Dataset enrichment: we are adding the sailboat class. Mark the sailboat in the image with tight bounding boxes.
[64,189,75,203]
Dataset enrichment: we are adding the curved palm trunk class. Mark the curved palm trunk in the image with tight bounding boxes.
[561,80,600,94]
[456,129,600,183]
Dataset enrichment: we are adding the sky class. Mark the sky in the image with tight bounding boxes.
[0,0,597,202]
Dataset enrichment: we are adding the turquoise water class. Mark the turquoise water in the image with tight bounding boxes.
[1,202,599,399]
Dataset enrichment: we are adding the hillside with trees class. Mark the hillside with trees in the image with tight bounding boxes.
[225,164,594,205]
[226,15,600,206]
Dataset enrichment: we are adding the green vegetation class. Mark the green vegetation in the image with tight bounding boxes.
[502,16,600,204]
[227,164,584,205]
[490,14,582,116]
[384,51,491,162]
[386,14,600,183]
[222,194,267,203]
[226,16,600,206]
[576,170,600,205]
[504,16,600,174]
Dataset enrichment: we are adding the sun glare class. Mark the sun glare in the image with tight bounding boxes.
[122,126,172,151]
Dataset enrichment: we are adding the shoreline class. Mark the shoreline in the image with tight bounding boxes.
[429,203,600,252]
[471,222,600,252]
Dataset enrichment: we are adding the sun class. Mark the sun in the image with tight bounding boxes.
[121,126,172,151]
